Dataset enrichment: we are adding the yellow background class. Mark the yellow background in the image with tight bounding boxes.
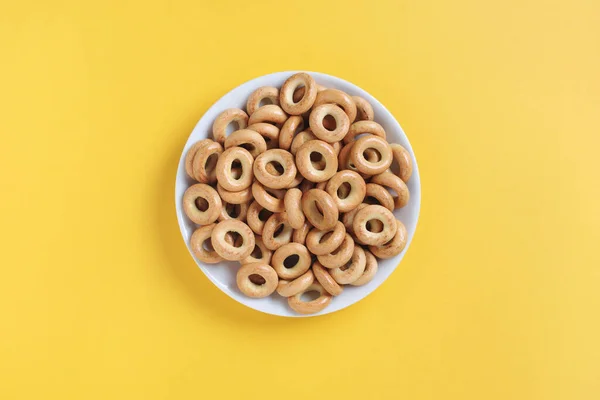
[1,0,599,399]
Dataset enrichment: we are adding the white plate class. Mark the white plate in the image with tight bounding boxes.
[175,71,421,317]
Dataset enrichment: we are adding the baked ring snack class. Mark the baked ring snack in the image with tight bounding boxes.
[330,246,366,284]
[325,170,366,212]
[344,120,386,144]
[313,89,357,123]
[253,149,297,189]
[390,143,413,183]
[290,129,317,155]
[224,129,267,158]
[185,139,212,179]
[301,189,339,230]
[279,116,304,151]
[370,171,410,208]
[246,200,273,235]
[218,201,249,222]
[292,221,311,245]
[309,104,349,143]
[349,135,393,175]
[190,224,223,264]
[305,221,345,256]
[248,104,288,125]
[337,141,369,178]
[317,233,355,269]
[292,84,327,102]
[341,203,367,233]
[217,184,253,205]
[247,122,280,149]
[183,183,222,225]
[352,96,374,122]
[277,270,315,297]
[251,182,286,213]
[296,140,338,183]
[241,236,273,265]
[211,219,255,261]
[280,72,318,115]
[312,261,343,296]
[246,86,280,115]
[261,212,293,250]
[364,183,394,211]
[191,140,223,184]
[272,242,312,280]
[287,282,332,314]
[212,108,249,144]
[369,219,408,259]
[215,147,254,191]
[352,205,396,246]
[284,188,305,229]
[236,262,278,298]
[351,249,378,286]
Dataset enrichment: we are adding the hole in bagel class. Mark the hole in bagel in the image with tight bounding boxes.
[264,137,275,148]
[205,153,218,173]
[224,232,240,246]
[381,235,394,246]
[315,202,325,217]
[230,167,243,180]
[390,156,401,175]
[293,123,304,135]
[366,219,384,233]
[267,161,284,176]
[363,148,382,163]
[195,197,209,212]
[265,187,283,198]
[258,97,274,108]
[340,261,351,271]
[248,274,266,285]
[364,196,379,205]
[310,152,326,171]
[240,143,256,153]
[283,254,300,268]
[337,182,351,199]
[300,290,321,302]
[313,160,326,171]
[331,241,344,256]
[323,115,337,131]
[310,152,323,163]
[292,85,306,103]
[250,245,263,259]
[258,208,273,221]
[319,232,333,243]
[230,160,243,180]
[228,231,243,248]
[225,203,241,218]
[202,238,215,252]
[226,121,240,135]
[273,223,285,237]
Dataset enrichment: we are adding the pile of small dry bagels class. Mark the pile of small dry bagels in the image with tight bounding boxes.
[183,72,412,314]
